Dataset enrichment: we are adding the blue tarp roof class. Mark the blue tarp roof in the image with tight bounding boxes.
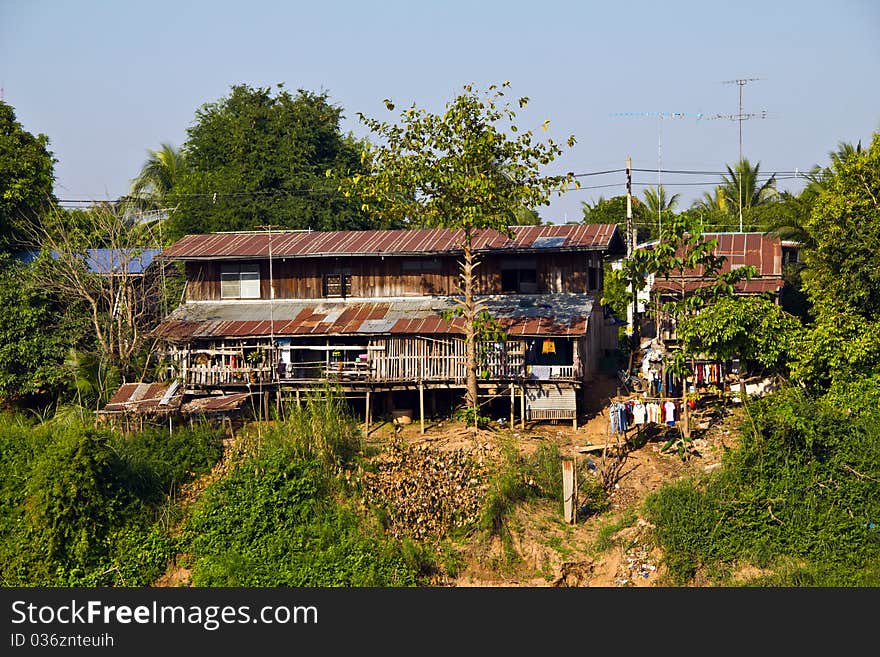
[15,248,161,274]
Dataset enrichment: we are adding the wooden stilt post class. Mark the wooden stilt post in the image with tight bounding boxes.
[365,389,371,436]
[562,458,576,524]
[510,383,515,428]
[520,385,526,430]
[419,381,425,435]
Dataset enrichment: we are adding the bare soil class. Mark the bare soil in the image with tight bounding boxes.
[377,371,744,587]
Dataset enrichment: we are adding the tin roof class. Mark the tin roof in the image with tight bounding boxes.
[638,232,782,278]
[181,392,251,415]
[636,232,785,296]
[153,294,594,340]
[651,277,784,295]
[17,248,161,275]
[160,224,623,260]
[100,382,183,415]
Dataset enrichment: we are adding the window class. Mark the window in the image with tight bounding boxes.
[588,266,598,291]
[401,258,441,273]
[501,258,538,293]
[220,263,260,299]
[323,273,351,298]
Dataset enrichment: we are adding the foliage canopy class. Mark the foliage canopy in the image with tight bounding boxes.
[166,84,370,239]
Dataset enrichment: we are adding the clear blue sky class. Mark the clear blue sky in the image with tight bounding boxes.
[2,0,879,225]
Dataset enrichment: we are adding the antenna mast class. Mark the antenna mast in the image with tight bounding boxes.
[720,77,765,231]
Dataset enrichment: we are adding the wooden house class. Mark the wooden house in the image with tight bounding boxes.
[150,224,626,429]
[635,231,789,343]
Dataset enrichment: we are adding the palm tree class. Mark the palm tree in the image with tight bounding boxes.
[719,158,779,229]
[698,187,728,213]
[643,185,680,216]
[762,140,863,247]
[642,185,679,238]
[128,143,188,210]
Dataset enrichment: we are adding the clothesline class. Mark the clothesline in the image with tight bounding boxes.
[609,398,679,434]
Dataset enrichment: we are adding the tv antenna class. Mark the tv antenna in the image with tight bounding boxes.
[611,111,705,236]
[711,77,768,231]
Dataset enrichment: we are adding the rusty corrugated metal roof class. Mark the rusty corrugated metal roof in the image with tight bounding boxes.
[638,232,782,278]
[153,294,595,340]
[100,382,182,415]
[652,278,784,295]
[639,232,784,298]
[181,392,250,414]
[160,224,623,260]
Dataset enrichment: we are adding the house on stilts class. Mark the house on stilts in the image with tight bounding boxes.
[136,223,625,431]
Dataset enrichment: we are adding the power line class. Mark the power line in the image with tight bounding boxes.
[53,165,810,206]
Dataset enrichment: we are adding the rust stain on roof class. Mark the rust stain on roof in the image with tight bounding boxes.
[101,382,183,415]
[160,224,623,260]
[152,295,595,340]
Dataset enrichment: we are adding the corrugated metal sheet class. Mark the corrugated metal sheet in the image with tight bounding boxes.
[100,382,182,415]
[17,248,161,275]
[181,392,250,414]
[652,278,784,294]
[526,386,576,420]
[640,232,784,295]
[153,294,595,340]
[160,224,622,260]
[640,232,781,278]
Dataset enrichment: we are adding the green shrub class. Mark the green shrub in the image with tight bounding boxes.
[0,414,224,586]
[184,450,419,586]
[643,385,880,585]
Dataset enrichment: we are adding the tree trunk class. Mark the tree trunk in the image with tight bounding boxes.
[682,357,693,439]
[463,241,479,427]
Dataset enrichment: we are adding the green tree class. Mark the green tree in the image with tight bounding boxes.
[0,101,57,249]
[166,84,370,239]
[0,256,90,406]
[513,207,543,225]
[581,195,654,242]
[342,81,578,422]
[791,132,880,389]
[677,295,801,388]
[649,214,756,328]
[801,133,880,322]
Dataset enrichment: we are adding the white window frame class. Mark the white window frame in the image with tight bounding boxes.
[220,263,261,299]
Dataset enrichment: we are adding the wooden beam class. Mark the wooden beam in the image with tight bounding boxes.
[365,389,371,436]
[562,458,576,524]
[419,381,425,435]
[510,383,515,428]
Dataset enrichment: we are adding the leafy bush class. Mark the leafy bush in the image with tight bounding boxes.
[0,415,225,586]
[111,424,224,501]
[184,447,419,586]
[643,385,880,585]
[183,394,421,586]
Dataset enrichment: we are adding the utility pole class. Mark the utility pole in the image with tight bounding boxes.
[626,156,640,366]
[611,111,704,237]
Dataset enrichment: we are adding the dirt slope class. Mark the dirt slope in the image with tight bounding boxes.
[385,372,742,587]
[154,372,742,587]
